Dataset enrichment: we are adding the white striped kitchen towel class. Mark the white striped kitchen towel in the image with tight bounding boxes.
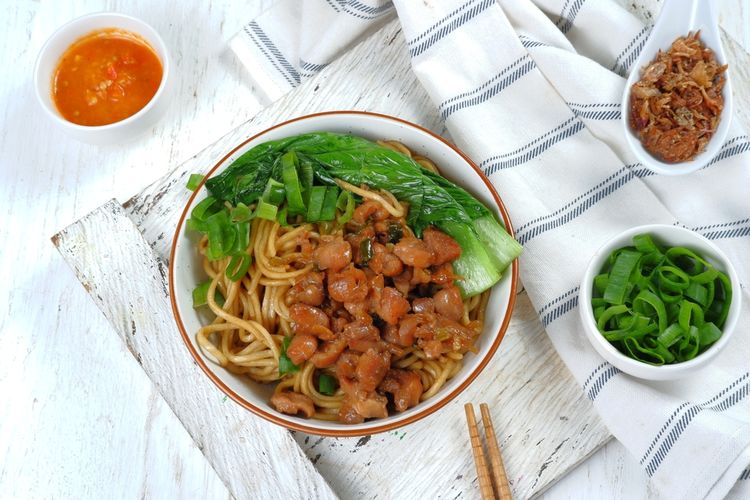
[231,1,750,498]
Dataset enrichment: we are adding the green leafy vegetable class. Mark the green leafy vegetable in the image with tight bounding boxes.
[192,281,225,308]
[318,373,338,396]
[592,233,730,365]
[186,173,205,191]
[279,336,299,376]
[199,132,523,296]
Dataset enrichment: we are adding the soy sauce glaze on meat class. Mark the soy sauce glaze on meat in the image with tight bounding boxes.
[271,199,480,423]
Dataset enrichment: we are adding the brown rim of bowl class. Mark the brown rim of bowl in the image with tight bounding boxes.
[169,110,519,437]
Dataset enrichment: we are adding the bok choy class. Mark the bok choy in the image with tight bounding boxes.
[196,132,522,296]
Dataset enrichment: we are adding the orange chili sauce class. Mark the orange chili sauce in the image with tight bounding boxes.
[52,29,163,126]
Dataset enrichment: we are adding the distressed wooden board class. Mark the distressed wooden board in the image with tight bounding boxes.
[53,201,336,500]
[94,20,609,500]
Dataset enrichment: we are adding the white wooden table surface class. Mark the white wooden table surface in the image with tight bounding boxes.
[1,1,748,499]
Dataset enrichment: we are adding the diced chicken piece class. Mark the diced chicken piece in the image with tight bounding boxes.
[310,338,347,368]
[352,393,388,419]
[286,334,318,365]
[287,272,325,306]
[368,242,403,277]
[338,398,365,424]
[412,297,435,314]
[313,237,352,272]
[379,369,423,412]
[376,287,411,325]
[289,304,332,339]
[422,227,462,265]
[356,348,390,392]
[393,237,434,268]
[433,285,464,321]
[327,265,369,303]
[270,392,315,418]
[353,200,390,224]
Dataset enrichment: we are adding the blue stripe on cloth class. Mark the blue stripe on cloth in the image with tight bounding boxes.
[692,218,750,232]
[582,361,609,391]
[704,135,750,168]
[741,468,750,480]
[558,0,588,34]
[324,0,344,13]
[567,102,621,120]
[541,292,578,327]
[518,34,548,48]
[537,285,580,317]
[515,135,750,247]
[245,22,300,86]
[620,28,651,76]
[344,0,393,20]
[701,224,750,240]
[482,119,584,175]
[640,374,750,465]
[645,375,750,476]
[611,26,650,76]
[516,163,651,245]
[587,364,622,400]
[408,0,495,58]
[439,56,536,118]
[324,0,393,20]
[299,59,329,77]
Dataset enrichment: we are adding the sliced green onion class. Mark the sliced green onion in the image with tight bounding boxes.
[633,233,659,254]
[603,249,641,305]
[205,210,235,261]
[192,281,225,308]
[591,233,731,366]
[279,336,300,376]
[360,238,373,265]
[225,253,252,281]
[276,205,289,227]
[698,322,722,347]
[336,190,355,224]
[231,202,253,223]
[318,373,338,396]
[306,186,327,222]
[387,222,403,243]
[262,178,286,206]
[186,173,205,191]
[254,199,278,221]
[281,152,305,215]
[298,158,314,203]
[191,196,221,222]
[319,186,340,221]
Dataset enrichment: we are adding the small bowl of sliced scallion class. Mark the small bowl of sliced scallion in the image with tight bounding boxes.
[579,224,741,380]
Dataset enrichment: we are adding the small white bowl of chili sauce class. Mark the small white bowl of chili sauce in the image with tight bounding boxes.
[34,13,172,144]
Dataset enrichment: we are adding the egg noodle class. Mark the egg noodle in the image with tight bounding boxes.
[196,141,490,421]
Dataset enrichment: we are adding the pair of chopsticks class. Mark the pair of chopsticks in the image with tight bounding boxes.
[464,403,512,500]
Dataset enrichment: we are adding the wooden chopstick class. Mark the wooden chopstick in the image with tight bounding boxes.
[480,403,512,500]
[464,403,513,500]
[464,403,495,500]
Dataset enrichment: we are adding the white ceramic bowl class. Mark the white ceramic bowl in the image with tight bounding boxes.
[621,0,732,176]
[34,12,172,145]
[169,111,519,436]
[579,224,740,380]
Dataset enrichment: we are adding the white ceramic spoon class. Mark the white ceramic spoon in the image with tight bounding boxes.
[620,0,733,176]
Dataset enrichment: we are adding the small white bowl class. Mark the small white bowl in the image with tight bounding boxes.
[34,12,172,145]
[169,111,519,436]
[579,224,740,380]
[621,0,732,176]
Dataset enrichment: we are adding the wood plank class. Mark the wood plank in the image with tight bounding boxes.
[53,200,336,500]
[119,20,611,499]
